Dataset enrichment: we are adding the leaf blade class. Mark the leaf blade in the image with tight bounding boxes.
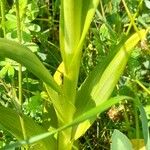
[136,99,150,150]
[0,106,56,150]
[74,29,147,139]
[111,129,133,150]
[0,38,61,93]
[4,96,132,149]
[76,29,147,114]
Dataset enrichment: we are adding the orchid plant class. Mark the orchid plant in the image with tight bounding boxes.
[0,0,148,149]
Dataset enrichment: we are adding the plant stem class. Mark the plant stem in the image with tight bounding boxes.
[0,0,6,37]
[99,0,106,21]
[134,101,140,139]
[57,60,81,149]
[122,0,139,34]
[123,104,131,136]
[15,0,22,44]
[15,0,28,148]
[126,0,144,34]
[123,76,150,95]
[135,80,150,95]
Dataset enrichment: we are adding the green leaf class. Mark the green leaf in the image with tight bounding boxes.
[4,96,132,149]
[76,30,147,114]
[28,23,41,32]
[24,92,42,116]
[76,0,100,52]
[0,106,56,150]
[60,0,99,68]
[25,42,39,52]
[5,14,16,21]
[136,99,150,150]
[7,64,15,78]
[0,65,8,78]
[58,0,100,125]
[5,14,17,30]
[26,1,39,21]
[0,38,61,93]
[111,129,133,150]
[19,0,28,19]
[145,0,150,9]
[112,0,121,13]
[60,0,82,65]
[74,29,147,139]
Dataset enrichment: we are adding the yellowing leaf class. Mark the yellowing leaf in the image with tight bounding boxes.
[131,139,146,150]
[53,62,64,85]
[74,120,91,140]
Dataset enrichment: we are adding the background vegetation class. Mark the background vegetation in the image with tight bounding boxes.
[0,0,150,149]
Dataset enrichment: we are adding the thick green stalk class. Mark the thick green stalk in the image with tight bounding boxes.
[58,0,82,149]
[57,64,80,149]
[58,0,100,149]
[57,63,81,150]
[58,1,82,148]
